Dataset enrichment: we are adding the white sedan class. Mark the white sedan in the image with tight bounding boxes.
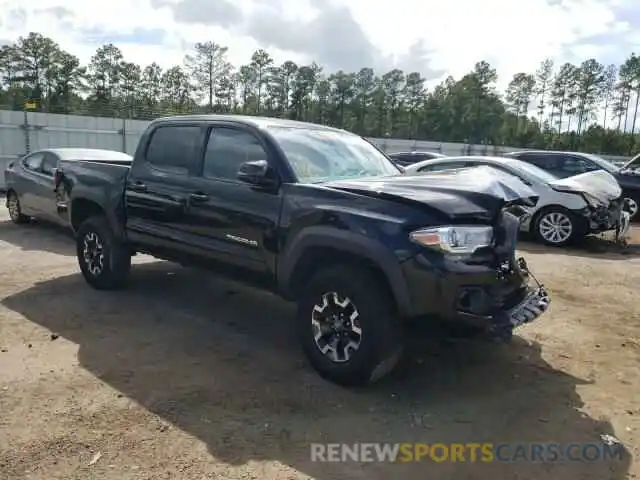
[403,155,631,247]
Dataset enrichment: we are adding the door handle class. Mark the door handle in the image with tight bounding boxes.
[129,181,147,192]
[189,192,209,202]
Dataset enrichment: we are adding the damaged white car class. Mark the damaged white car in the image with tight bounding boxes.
[403,155,632,247]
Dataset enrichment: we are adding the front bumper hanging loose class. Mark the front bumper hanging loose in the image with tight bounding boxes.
[488,257,551,341]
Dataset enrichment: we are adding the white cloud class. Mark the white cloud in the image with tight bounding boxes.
[349,0,631,87]
[0,0,636,91]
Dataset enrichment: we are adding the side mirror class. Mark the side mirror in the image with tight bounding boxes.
[237,160,278,188]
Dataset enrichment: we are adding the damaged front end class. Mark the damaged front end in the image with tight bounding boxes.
[332,165,552,340]
[550,170,632,242]
[453,208,551,341]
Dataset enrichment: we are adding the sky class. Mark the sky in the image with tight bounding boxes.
[0,0,639,92]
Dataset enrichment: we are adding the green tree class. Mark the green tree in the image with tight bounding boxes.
[534,59,554,124]
[249,49,273,113]
[574,59,605,134]
[185,41,232,111]
[506,72,535,136]
[601,64,618,130]
[1,31,640,156]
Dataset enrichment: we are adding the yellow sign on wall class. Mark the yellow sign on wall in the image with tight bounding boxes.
[24,101,37,110]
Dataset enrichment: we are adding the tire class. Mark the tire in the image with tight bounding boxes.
[532,206,580,247]
[621,191,639,220]
[6,191,29,224]
[76,215,131,290]
[296,264,404,386]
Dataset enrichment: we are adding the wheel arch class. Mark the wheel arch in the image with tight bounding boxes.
[278,227,413,317]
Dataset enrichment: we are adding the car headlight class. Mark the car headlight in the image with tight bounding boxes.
[409,225,494,254]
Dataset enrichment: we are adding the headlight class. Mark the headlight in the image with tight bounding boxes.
[409,225,494,254]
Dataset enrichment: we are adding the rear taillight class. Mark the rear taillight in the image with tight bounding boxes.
[53,169,63,189]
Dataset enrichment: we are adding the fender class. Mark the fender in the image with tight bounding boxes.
[277,226,413,317]
[68,186,126,240]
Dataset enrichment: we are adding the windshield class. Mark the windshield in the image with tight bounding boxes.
[267,127,401,183]
[503,158,560,183]
[581,153,620,173]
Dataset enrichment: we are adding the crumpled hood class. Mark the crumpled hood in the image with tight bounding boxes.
[321,166,539,220]
[549,170,621,203]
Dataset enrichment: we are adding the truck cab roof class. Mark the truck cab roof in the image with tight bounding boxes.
[151,114,352,135]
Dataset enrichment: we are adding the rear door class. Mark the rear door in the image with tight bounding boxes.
[125,123,204,252]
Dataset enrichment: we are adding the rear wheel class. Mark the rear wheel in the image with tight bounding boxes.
[296,265,404,386]
[6,191,29,224]
[532,207,579,247]
[76,215,131,290]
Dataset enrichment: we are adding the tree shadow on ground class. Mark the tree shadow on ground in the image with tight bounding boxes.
[0,219,74,256]
[2,262,631,479]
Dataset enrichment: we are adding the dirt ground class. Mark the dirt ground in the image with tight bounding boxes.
[0,209,639,480]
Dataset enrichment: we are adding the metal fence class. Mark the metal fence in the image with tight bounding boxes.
[0,109,634,190]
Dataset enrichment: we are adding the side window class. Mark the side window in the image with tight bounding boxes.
[145,125,201,174]
[519,154,548,169]
[560,156,593,175]
[419,161,468,172]
[202,127,268,181]
[41,153,58,176]
[23,153,44,172]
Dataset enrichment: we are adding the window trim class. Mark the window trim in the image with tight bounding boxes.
[143,123,204,176]
[21,152,45,173]
[41,152,59,177]
[197,124,273,184]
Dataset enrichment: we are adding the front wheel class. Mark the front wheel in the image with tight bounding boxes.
[6,191,29,224]
[76,215,131,290]
[296,265,404,386]
[532,207,578,247]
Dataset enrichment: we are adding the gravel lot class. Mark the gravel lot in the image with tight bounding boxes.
[0,208,639,479]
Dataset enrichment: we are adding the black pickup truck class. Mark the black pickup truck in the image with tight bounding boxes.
[54,114,551,386]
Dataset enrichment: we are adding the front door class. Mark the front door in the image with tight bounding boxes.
[185,125,283,282]
[38,152,64,224]
[16,151,59,219]
[15,152,45,216]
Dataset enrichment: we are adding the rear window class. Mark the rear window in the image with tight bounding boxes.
[145,125,201,174]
